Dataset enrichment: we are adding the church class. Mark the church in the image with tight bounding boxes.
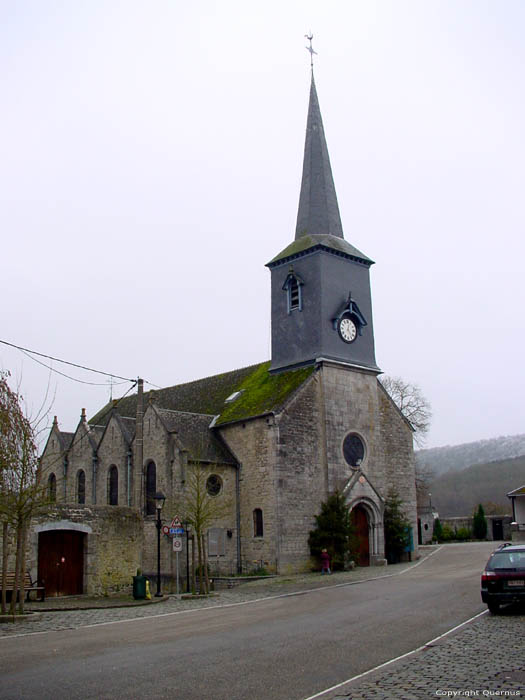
[34,70,417,596]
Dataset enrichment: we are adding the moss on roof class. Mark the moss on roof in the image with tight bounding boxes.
[267,234,373,267]
[89,361,315,428]
[214,362,315,426]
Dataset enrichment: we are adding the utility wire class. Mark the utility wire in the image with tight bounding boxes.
[0,338,135,382]
[19,349,129,387]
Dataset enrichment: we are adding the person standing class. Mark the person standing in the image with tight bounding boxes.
[321,548,331,575]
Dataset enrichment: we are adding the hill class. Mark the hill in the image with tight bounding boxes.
[428,455,525,518]
[416,433,525,476]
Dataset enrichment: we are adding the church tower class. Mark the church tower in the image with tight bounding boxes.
[267,72,379,374]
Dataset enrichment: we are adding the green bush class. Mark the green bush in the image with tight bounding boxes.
[473,504,488,540]
[309,490,355,570]
[454,527,472,541]
[440,525,455,541]
[433,518,443,542]
[383,489,411,563]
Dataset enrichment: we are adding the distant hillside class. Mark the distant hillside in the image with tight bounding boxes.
[416,433,525,476]
[428,455,525,518]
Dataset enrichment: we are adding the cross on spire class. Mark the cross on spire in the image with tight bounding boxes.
[305,33,317,69]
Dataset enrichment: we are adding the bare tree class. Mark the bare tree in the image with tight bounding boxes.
[176,462,229,595]
[0,372,50,615]
[379,375,432,447]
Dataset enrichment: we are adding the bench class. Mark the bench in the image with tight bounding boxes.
[0,571,45,602]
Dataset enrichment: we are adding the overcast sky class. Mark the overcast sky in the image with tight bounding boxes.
[1,0,524,450]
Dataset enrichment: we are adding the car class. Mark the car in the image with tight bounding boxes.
[481,543,525,614]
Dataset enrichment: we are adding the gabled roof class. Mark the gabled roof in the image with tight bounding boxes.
[156,408,236,464]
[57,431,74,451]
[89,361,315,429]
[507,485,525,497]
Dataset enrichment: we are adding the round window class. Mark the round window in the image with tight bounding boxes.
[343,433,365,468]
[206,474,222,496]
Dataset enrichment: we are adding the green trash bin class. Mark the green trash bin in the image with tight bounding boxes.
[133,575,146,600]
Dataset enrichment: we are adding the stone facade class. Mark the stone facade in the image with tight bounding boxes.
[29,71,419,595]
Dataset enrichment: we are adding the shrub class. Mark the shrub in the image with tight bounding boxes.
[455,527,472,541]
[433,518,443,542]
[473,504,488,540]
[383,489,411,563]
[308,490,355,570]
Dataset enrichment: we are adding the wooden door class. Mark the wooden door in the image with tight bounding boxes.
[38,530,84,596]
[351,506,370,566]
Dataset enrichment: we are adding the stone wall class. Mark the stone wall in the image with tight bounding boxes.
[30,504,143,595]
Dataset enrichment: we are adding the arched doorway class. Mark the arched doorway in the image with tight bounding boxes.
[38,530,85,596]
[351,505,370,566]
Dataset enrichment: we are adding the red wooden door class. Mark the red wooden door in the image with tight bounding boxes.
[351,506,370,566]
[38,530,84,596]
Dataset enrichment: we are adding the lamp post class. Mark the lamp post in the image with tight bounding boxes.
[154,491,166,597]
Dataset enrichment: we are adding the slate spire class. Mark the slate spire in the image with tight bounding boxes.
[295,73,344,240]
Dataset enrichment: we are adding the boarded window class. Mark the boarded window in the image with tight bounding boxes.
[145,461,156,515]
[208,528,226,556]
[77,470,86,504]
[253,508,263,537]
[108,465,118,506]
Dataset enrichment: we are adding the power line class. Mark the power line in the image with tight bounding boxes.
[0,338,136,383]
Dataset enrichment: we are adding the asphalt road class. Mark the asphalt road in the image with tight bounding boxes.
[0,542,495,700]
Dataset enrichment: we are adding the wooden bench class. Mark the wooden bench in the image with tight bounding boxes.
[0,572,45,602]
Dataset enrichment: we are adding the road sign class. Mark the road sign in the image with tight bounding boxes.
[172,537,183,552]
[162,525,170,536]
[171,517,182,528]
[169,527,185,535]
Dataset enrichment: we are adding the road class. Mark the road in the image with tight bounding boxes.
[0,543,494,700]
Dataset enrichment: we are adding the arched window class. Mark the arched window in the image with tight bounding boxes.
[145,461,156,516]
[48,473,56,502]
[253,508,263,538]
[77,470,86,504]
[108,465,118,506]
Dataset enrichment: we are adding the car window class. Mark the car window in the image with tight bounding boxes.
[488,551,525,569]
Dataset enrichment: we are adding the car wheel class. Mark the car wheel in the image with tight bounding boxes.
[487,601,501,614]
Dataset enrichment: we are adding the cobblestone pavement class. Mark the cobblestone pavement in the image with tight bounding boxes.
[335,608,525,700]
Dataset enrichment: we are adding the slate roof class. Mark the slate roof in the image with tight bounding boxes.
[295,74,343,240]
[89,361,315,430]
[57,431,74,451]
[157,409,236,464]
[267,233,373,268]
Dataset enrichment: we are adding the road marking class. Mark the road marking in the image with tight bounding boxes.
[301,609,489,700]
[0,546,446,641]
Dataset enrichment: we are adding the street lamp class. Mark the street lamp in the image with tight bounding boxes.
[154,491,166,597]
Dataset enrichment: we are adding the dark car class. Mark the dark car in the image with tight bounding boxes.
[481,543,525,613]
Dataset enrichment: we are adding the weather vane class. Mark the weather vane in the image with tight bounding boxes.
[305,33,317,69]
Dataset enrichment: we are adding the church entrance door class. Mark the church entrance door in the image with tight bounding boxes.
[351,505,370,566]
[38,530,85,596]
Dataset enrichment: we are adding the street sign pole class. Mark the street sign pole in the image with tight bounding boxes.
[176,551,179,596]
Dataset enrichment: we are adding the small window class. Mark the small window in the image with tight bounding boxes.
[48,473,56,502]
[253,508,263,537]
[343,433,365,468]
[77,470,86,504]
[206,474,222,497]
[108,465,118,506]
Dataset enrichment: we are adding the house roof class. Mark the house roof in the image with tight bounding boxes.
[89,361,315,429]
[507,485,525,497]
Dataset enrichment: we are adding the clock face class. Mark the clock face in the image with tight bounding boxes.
[339,316,357,343]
